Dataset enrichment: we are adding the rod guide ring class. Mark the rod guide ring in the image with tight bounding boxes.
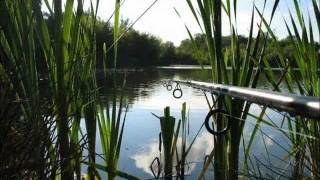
[205,109,231,136]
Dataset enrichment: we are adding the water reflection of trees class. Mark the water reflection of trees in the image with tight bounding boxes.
[96,69,213,106]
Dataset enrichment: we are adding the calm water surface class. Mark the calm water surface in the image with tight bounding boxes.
[90,67,295,179]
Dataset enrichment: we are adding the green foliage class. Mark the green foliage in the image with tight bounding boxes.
[184,0,281,179]
[1,0,319,179]
[1,1,303,69]
[152,102,204,179]
[118,30,162,67]
[98,78,129,180]
[258,0,320,178]
[0,0,110,179]
[113,0,121,68]
[159,107,178,179]
[160,42,176,65]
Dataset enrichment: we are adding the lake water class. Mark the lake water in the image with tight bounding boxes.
[91,67,297,179]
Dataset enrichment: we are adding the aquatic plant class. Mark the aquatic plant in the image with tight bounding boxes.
[283,4,319,178]
[97,77,132,180]
[182,0,320,179]
[0,77,49,178]
[0,0,59,178]
[151,102,205,179]
[184,0,281,179]
[175,102,188,178]
[256,0,320,178]
[159,107,179,179]
[0,0,123,178]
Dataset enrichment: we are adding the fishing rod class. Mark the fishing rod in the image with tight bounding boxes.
[164,80,320,120]
[105,0,159,54]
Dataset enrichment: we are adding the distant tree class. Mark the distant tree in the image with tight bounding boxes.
[117,30,162,67]
[1,6,301,69]
[160,42,176,65]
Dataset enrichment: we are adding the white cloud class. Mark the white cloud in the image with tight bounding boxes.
[131,131,214,177]
[42,0,318,45]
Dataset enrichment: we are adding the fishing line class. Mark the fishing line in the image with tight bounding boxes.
[219,111,318,140]
[257,125,292,154]
[260,109,297,138]
[105,0,160,54]
[242,107,308,141]
[268,108,299,124]
[105,0,128,25]
[163,80,318,139]
[164,81,230,135]
[253,156,293,179]
[203,95,318,141]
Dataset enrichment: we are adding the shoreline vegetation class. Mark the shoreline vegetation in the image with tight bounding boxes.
[0,0,319,179]
[105,65,319,70]
[1,3,318,69]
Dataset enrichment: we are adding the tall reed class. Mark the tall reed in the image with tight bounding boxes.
[185,0,280,179]
[0,0,105,178]
[175,102,202,179]
[97,77,128,180]
[0,1,54,178]
[176,102,188,178]
[152,102,203,179]
[159,107,179,179]
[258,0,319,178]
[283,4,319,178]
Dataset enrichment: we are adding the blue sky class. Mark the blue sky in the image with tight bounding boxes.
[44,0,319,45]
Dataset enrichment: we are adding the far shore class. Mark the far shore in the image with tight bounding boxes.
[99,65,305,72]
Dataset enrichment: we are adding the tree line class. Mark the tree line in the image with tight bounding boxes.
[96,18,316,68]
[1,4,317,69]
[96,17,320,68]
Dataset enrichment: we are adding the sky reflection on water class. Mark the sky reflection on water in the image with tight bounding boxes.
[96,68,295,179]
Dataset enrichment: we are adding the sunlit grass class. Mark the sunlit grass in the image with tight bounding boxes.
[182,0,309,179]
[257,0,320,178]
[0,0,123,178]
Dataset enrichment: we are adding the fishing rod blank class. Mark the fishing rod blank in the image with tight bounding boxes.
[165,80,320,120]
